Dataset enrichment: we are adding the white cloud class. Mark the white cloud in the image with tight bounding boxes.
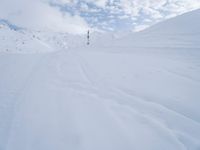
[133,24,150,32]
[117,0,200,17]
[0,0,89,34]
[84,0,108,8]
[116,0,200,31]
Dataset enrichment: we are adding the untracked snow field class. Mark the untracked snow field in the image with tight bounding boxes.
[1,9,200,150]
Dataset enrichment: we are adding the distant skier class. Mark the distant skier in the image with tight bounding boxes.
[87,30,90,45]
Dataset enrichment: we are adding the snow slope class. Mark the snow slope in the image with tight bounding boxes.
[0,9,200,150]
[123,9,200,49]
[0,21,85,53]
[90,9,200,49]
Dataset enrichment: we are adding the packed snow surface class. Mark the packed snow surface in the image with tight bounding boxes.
[0,9,200,150]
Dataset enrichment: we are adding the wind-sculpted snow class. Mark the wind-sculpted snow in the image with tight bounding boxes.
[0,9,200,150]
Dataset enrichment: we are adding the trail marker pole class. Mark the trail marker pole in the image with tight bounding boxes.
[87,30,90,45]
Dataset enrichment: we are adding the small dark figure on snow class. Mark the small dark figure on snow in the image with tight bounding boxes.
[87,30,90,45]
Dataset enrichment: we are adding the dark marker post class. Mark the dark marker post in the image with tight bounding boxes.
[87,30,90,45]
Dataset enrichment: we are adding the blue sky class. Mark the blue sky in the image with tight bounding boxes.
[49,0,200,31]
[50,1,134,31]
[0,0,200,33]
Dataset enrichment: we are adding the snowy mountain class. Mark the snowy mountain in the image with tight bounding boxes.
[91,9,200,49]
[0,21,87,53]
[0,8,200,150]
[120,8,200,48]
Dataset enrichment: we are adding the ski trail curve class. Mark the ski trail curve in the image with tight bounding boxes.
[3,49,200,150]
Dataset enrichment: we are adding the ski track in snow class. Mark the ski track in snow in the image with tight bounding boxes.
[52,49,200,150]
[1,46,200,150]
